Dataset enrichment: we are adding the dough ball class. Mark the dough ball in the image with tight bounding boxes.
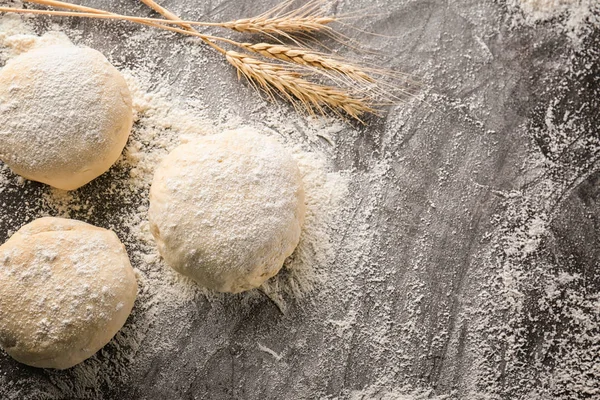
[0,45,133,190]
[148,129,305,293]
[0,217,137,369]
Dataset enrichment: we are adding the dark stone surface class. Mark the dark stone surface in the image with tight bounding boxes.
[0,0,599,399]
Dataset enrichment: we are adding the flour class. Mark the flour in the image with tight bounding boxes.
[509,0,600,42]
[460,0,600,396]
[347,386,449,400]
[517,0,590,21]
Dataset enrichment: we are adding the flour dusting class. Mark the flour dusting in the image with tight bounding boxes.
[509,0,600,42]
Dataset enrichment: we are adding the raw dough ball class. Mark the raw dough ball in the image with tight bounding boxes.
[0,217,137,369]
[0,44,133,190]
[149,129,305,293]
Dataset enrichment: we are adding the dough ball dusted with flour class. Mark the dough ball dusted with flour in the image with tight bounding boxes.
[0,217,137,369]
[0,45,133,190]
[149,129,305,293]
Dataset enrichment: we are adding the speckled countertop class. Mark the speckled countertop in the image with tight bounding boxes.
[0,0,599,399]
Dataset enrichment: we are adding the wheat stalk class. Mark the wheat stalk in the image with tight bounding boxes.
[21,0,335,35]
[134,0,230,57]
[3,6,331,35]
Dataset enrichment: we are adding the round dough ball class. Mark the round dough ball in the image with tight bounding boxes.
[148,129,305,293]
[0,217,137,369]
[0,45,133,190]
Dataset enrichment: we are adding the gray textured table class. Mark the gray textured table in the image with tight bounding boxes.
[0,0,599,399]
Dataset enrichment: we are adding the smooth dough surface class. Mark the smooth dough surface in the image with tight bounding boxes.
[0,217,137,369]
[0,45,133,190]
[148,129,306,293]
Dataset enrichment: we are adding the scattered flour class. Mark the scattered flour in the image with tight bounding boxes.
[509,0,600,42]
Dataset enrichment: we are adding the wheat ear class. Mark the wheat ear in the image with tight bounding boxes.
[221,16,334,34]
[238,42,423,104]
[220,0,334,35]
[240,42,374,83]
[225,51,372,120]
